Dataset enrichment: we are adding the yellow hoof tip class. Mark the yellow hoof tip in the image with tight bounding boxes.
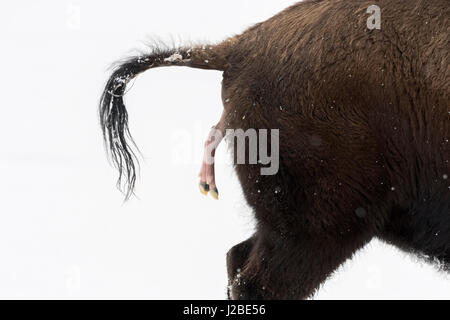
[210,189,219,200]
[199,183,209,196]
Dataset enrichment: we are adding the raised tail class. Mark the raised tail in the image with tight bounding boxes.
[99,42,232,199]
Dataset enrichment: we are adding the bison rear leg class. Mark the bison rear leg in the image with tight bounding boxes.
[226,236,256,299]
[230,226,374,300]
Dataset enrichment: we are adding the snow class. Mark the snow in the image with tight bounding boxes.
[0,0,448,301]
[164,53,184,63]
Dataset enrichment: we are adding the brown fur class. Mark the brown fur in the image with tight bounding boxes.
[100,0,450,299]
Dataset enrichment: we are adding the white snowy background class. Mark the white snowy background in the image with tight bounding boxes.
[0,0,448,299]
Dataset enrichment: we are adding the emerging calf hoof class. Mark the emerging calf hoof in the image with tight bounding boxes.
[199,182,210,195]
[210,188,219,200]
[198,125,224,200]
[199,182,219,199]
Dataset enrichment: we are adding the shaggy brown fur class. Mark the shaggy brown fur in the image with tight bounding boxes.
[100,0,449,299]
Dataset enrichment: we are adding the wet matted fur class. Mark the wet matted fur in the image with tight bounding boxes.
[100,0,449,299]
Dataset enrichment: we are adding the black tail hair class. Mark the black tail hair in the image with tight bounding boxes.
[100,44,230,200]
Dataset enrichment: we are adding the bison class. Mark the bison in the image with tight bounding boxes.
[100,0,449,299]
